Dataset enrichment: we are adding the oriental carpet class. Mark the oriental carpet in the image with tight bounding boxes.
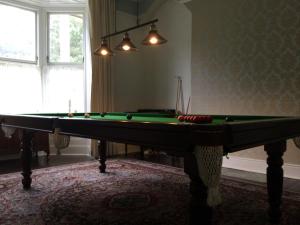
[0,159,299,225]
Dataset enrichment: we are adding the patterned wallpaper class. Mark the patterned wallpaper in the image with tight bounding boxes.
[189,0,300,163]
[190,0,300,116]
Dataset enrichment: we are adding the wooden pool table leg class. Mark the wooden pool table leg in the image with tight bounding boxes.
[98,139,107,173]
[184,152,213,225]
[21,130,34,190]
[264,141,286,224]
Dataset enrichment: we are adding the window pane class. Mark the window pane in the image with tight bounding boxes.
[0,61,42,114]
[0,4,36,62]
[43,65,85,113]
[49,14,83,63]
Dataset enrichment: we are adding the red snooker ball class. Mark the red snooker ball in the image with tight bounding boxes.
[178,115,184,122]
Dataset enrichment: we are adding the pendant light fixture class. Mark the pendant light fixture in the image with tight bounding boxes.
[94,39,113,56]
[94,0,167,57]
[142,23,167,46]
[115,32,138,52]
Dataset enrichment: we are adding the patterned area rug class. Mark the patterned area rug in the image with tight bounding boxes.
[0,159,299,225]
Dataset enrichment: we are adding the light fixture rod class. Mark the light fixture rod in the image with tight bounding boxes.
[101,19,158,39]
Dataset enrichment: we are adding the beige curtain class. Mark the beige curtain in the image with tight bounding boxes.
[88,0,115,157]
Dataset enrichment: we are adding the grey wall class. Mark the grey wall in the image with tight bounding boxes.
[112,11,148,112]
[113,0,191,112]
[186,0,300,164]
[142,0,191,111]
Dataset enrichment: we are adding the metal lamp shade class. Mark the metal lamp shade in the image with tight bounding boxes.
[115,33,138,52]
[94,39,113,56]
[142,24,167,46]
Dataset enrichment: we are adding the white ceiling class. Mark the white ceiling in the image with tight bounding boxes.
[15,0,87,7]
[12,0,165,14]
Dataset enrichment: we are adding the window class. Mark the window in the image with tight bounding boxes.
[0,61,42,114]
[44,12,85,113]
[48,13,84,64]
[0,2,87,114]
[0,4,37,63]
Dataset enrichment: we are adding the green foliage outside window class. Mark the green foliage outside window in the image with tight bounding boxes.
[70,16,83,63]
[49,14,83,64]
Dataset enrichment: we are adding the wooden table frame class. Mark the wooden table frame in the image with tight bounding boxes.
[1,113,300,225]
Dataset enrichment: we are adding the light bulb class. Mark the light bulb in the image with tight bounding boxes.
[149,37,158,44]
[101,49,108,55]
[122,45,130,51]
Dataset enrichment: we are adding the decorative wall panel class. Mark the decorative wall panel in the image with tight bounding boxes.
[189,0,300,164]
[191,0,300,116]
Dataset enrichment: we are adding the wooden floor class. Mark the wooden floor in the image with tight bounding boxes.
[0,152,300,193]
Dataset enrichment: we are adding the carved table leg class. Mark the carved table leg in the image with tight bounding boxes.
[184,152,213,225]
[21,130,34,190]
[98,139,107,173]
[264,141,286,224]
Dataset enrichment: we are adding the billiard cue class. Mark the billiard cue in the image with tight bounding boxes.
[179,79,184,114]
[186,96,190,115]
[68,99,71,113]
[175,78,180,114]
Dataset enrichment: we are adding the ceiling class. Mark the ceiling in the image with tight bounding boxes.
[116,0,154,15]
[15,0,86,7]
[15,0,154,14]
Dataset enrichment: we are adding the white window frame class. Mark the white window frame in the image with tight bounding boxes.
[0,0,89,113]
[43,7,87,112]
[0,2,38,64]
[46,11,85,65]
[43,7,88,113]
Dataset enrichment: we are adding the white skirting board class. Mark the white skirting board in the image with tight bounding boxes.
[49,144,90,156]
[49,136,91,156]
[222,156,300,180]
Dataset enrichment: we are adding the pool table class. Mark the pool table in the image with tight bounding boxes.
[1,112,300,225]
